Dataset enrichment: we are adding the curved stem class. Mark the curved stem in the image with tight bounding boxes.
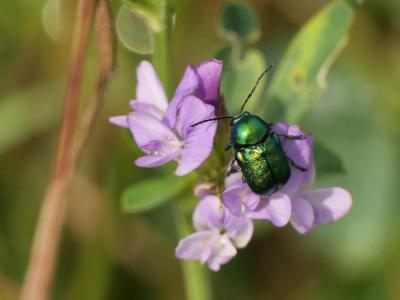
[152,1,173,95]
[20,1,115,299]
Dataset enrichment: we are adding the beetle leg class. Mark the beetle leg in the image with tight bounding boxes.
[226,156,239,176]
[287,157,308,172]
[225,143,232,151]
[278,134,306,140]
[230,155,237,167]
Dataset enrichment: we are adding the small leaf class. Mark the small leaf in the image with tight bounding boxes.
[116,4,154,54]
[218,48,267,115]
[121,175,193,213]
[266,1,354,123]
[123,0,166,33]
[42,0,74,42]
[314,140,346,176]
[219,2,260,43]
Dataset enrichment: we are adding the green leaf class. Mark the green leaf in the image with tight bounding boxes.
[121,175,193,213]
[266,1,354,123]
[219,2,260,43]
[123,0,166,33]
[218,48,267,115]
[116,4,154,54]
[42,0,74,42]
[314,140,346,176]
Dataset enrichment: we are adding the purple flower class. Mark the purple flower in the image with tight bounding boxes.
[222,122,352,233]
[109,60,222,176]
[222,172,292,227]
[175,190,253,271]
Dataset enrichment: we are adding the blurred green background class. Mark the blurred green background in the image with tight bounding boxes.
[1,0,400,299]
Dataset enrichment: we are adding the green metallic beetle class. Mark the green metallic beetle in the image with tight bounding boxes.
[191,66,307,196]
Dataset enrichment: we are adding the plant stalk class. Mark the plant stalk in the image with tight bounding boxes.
[20,0,114,299]
[154,1,213,299]
[173,205,213,300]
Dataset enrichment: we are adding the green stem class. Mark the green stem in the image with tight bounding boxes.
[152,1,172,96]
[152,2,212,299]
[173,204,212,300]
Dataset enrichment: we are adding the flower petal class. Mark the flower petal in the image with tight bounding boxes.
[135,151,179,168]
[195,59,222,106]
[109,115,128,128]
[224,172,244,189]
[290,196,314,234]
[130,100,164,119]
[221,185,246,217]
[127,112,180,152]
[272,123,313,169]
[175,231,216,261]
[193,195,223,231]
[175,65,199,97]
[224,213,253,248]
[174,97,217,176]
[270,123,314,195]
[163,66,199,128]
[174,95,216,138]
[207,234,237,272]
[280,168,308,197]
[136,61,168,113]
[301,187,352,226]
[271,122,288,135]
[286,132,312,169]
[245,192,292,227]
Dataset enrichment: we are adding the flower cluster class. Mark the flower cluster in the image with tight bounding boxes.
[110,59,222,175]
[110,60,352,271]
[176,187,253,271]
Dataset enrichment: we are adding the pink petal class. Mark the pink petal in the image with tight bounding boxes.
[134,151,179,168]
[175,231,216,261]
[222,176,261,217]
[175,65,199,97]
[207,234,237,271]
[136,61,168,113]
[301,188,352,226]
[285,131,312,169]
[271,122,289,135]
[127,112,180,151]
[174,95,216,138]
[272,123,313,170]
[280,168,309,197]
[243,191,261,211]
[174,97,217,176]
[224,172,244,189]
[221,185,245,217]
[130,100,164,119]
[195,59,222,106]
[246,192,292,227]
[163,66,199,128]
[224,213,253,248]
[193,195,223,231]
[109,115,128,128]
[290,196,314,234]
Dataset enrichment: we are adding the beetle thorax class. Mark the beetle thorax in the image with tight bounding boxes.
[231,114,270,148]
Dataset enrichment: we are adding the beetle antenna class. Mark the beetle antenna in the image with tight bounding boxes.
[239,64,273,114]
[190,116,233,127]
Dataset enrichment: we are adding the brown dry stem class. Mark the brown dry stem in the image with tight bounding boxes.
[20,0,114,299]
